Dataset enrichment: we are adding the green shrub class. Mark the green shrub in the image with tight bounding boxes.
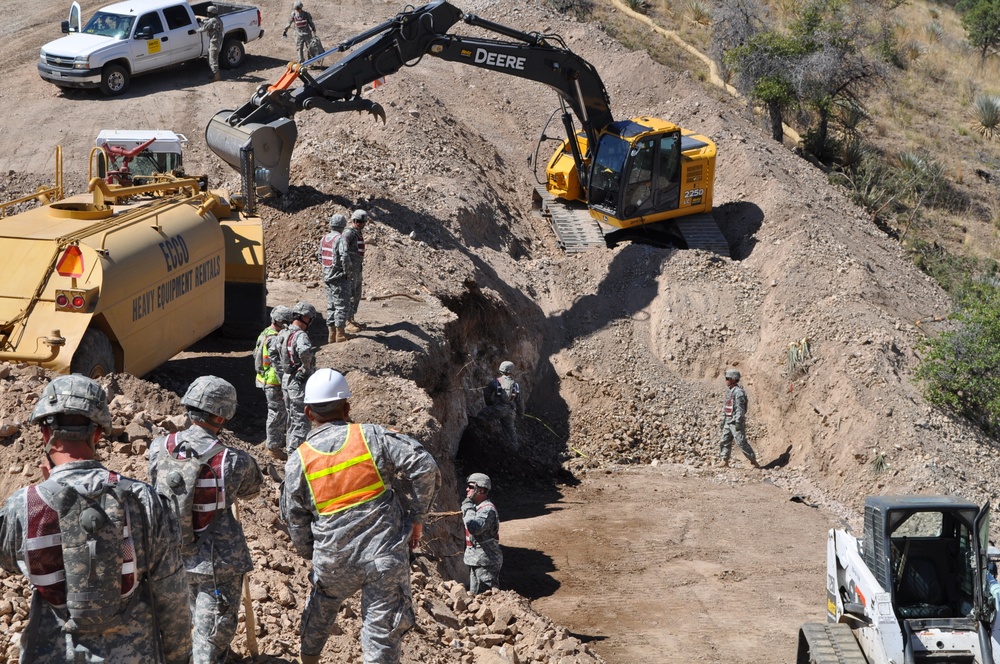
[917,278,1000,434]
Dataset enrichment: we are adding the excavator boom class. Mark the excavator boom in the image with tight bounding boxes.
[206,0,613,197]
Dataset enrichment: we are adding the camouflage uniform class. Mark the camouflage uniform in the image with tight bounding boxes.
[149,426,263,664]
[719,382,758,465]
[485,372,523,443]
[281,421,440,663]
[462,497,502,595]
[343,223,366,322]
[198,14,223,76]
[283,9,316,62]
[0,460,193,664]
[276,324,316,452]
[255,322,287,452]
[318,227,353,329]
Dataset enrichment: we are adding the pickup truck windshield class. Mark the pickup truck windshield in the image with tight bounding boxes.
[83,12,135,39]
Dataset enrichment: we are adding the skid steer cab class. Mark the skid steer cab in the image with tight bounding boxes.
[798,495,999,664]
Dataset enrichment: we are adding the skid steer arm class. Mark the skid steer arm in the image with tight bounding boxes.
[207,0,614,195]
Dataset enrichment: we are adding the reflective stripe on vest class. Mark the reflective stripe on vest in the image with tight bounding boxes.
[298,424,387,515]
[320,232,341,268]
[255,327,280,386]
[724,393,734,417]
[357,234,365,259]
[166,434,227,532]
[293,12,309,29]
[24,471,137,607]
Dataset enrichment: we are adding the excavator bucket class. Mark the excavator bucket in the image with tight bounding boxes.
[204,111,298,196]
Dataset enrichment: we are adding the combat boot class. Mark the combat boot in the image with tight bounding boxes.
[213,71,221,82]
[328,325,337,344]
[346,320,365,332]
[268,448,287,462]
[298,655,321,664]
[336,327,351,342]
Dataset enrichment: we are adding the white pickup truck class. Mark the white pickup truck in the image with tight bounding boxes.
[38,0,264,96]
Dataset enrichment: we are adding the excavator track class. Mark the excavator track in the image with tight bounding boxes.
[533,186,730,255]
[533,185,607,253]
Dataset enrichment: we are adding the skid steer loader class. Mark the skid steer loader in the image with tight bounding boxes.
[798,495,1000,663]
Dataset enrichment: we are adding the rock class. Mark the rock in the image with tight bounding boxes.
[471,646,509,663]
[124,421,151,442]
[475,605,493,625]
[0,422,18,438]
[276,584,295,608]
[491,607,515,630]
[249,583,269,602]
[423,598,461,629]
[0,599,11,616]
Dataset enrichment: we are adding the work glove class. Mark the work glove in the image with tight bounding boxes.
[295,367,308,382]
[282,30,288,38]
[462,498,476,513]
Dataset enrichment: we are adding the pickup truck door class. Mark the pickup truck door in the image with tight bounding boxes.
[160,4,203,64]
[129,10,172,73]
[67,2,81,32]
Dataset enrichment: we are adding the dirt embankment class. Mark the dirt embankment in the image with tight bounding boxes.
[2,0,1000,662]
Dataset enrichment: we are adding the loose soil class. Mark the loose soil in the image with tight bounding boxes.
[1,0,998,662]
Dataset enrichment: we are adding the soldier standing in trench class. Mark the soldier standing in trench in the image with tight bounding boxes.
[255,304,295,460]
[463,473,502,595]
[318,213,353,344]
[718,368,761,469]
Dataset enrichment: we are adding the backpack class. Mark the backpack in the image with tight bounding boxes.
[28,473,139,633]
[152,433,226,557]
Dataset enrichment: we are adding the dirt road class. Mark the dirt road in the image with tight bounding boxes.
[500,465,840,663]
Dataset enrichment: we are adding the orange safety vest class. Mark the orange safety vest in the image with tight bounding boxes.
[298,424,387,515]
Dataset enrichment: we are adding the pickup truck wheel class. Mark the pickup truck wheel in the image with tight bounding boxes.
[221,38,245,69]
[100,64,129,96]
[71,329,116,378]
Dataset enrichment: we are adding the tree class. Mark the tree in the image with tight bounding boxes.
[712,0,890,155]
[961,0,1000,60]
[917,279,1000,434]
[787,0,889,158]
[713,0,803,141]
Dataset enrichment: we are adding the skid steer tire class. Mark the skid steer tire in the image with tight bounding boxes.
[70,328,115,378]
[796,623,867,664]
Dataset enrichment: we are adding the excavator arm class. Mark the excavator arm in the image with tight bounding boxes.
[205,0,613,196]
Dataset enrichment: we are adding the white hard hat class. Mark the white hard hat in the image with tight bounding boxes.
[304,368,352,404]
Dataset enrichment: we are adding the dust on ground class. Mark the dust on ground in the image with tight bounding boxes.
[0,0,996,662]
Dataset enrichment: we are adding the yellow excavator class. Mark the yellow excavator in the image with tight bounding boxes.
[205,0,725,253]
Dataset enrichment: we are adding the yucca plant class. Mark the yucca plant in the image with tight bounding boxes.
[840,135,870,172]
[689,0,710,25]
[925,21,943,43]
[973,94,1000,140]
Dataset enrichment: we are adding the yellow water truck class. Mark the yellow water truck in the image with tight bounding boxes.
[0,160,265,377]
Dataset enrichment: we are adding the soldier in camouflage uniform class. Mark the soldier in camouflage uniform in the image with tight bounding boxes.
[148,376,264,664]
[281,368,440,664]
[0,374,192,664]
[276,301,319,453]
[317,213,353,344]
[197,5,223,81]
[462,473,502,595]
[718,369,761,469]
[282,1,317,63]
[343,209,368,332]
[484,361,524,445]
[256,305,295,460]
